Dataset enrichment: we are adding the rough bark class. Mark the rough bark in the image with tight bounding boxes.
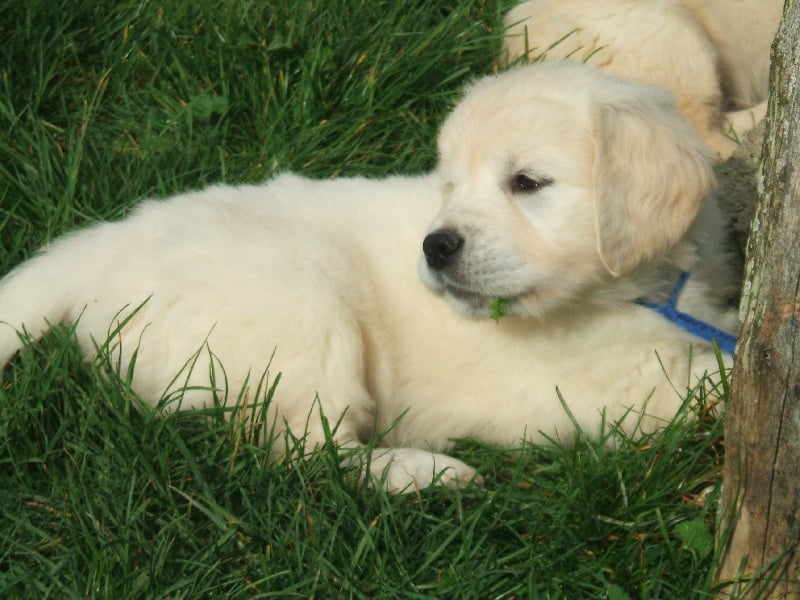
[715,118,767,249]
[716,1,800,597]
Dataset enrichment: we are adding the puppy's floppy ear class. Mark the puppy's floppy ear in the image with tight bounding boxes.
[592,87,716,276]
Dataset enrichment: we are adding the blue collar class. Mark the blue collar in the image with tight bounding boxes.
[636,271,737,355]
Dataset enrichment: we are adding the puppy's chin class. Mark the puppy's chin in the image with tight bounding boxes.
[419,265,489,318]
[442,288,554,321]
[441,288,496,319]
[419,263,528,319]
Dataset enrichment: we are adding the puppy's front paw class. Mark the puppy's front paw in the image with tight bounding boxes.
[347,447,483,494]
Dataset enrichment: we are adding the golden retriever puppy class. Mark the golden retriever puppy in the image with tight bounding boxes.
[503,0,783,159]
[0,61,738,493]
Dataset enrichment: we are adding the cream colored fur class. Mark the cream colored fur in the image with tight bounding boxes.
[0,62,739,493]
[503,0,783,159]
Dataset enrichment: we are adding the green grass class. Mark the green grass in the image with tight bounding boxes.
[0,1,748,597]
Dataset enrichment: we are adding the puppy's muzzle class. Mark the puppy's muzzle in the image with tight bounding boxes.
[423,229,463,270]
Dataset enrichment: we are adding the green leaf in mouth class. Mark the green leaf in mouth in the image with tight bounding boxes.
[488,298,509,322]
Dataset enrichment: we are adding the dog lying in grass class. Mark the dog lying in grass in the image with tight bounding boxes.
[503,0,782,159]
[0,61,739,493]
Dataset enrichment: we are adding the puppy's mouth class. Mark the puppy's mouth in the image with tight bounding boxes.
[443,284,485,302]
[442,284,524,318]
[418,256,533,318]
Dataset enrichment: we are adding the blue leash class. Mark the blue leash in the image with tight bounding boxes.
[636,271,737,355]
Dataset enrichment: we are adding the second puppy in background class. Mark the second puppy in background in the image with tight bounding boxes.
[503,0,782,159]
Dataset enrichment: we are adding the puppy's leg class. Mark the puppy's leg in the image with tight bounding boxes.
[705,132,739,161]
[722,100,768,142]
[246,274,475,495]
[703,101,767,159]
[341,446,482,494]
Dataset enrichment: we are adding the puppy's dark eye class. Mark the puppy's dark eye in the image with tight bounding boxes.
[510,173,549,194]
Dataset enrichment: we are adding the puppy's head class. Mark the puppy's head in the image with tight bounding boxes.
[419,60,715,319]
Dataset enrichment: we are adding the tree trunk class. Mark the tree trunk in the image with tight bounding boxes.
[716,1,800,597]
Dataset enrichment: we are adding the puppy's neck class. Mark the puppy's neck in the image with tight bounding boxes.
[593,202,741,339]
[599,197,740,306]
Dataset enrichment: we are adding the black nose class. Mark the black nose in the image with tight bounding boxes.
[423,229,464,270]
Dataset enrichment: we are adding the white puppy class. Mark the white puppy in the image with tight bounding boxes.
[0,61,738,493]
[503,0,783,159]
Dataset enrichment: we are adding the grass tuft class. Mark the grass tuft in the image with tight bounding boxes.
[1,0,740,597]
